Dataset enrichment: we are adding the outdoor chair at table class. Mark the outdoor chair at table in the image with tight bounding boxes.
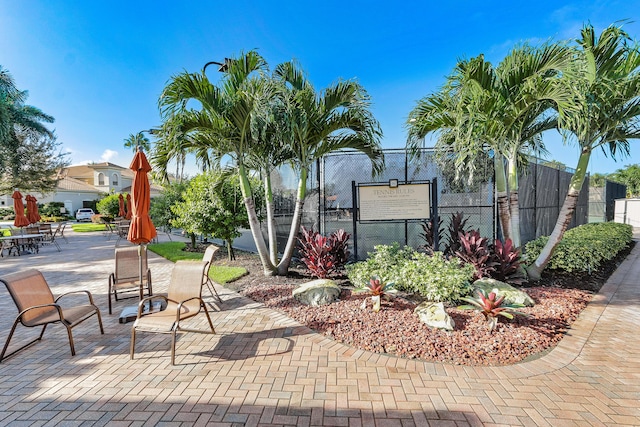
[9,229,38,254]
[130,261,215,365]
[0,269,104,362]
[108,246,152,314]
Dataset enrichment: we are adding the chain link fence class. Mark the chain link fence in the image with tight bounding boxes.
[269,148,591,261]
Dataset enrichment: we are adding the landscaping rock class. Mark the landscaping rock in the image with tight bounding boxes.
[472,278,535,307]
[292,279,341,306]
[414,302,455,331]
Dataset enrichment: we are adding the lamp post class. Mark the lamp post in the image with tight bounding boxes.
[203,58,232,74]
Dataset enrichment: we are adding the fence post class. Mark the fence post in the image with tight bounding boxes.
[432,178,439,251]
[351,180,358,261]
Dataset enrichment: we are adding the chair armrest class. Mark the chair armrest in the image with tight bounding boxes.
[136,295,168,317]
[176,296,204,320]
[18,303,64,321]
[55,290,96,305]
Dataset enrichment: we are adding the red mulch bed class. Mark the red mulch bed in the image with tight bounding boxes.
[210,241,634,366]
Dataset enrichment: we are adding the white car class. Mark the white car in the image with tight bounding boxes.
[75,208,95,222]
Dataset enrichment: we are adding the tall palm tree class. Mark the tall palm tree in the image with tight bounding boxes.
[123,131,151,153]
[159,51,280,275]
[158,51,384,276]
[273,61,384,275]
[527,23,640,279]
[407,43,572,247]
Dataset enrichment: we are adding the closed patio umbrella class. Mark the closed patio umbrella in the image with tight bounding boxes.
[12,190,29,227]
[26,195,41,224]
[125,194,132,220]
[127,147,157,299]
[118,194,125,217]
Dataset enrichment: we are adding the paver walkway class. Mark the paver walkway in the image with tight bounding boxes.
[0,227,638,426]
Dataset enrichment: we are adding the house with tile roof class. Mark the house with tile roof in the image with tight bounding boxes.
[1,162,162,217]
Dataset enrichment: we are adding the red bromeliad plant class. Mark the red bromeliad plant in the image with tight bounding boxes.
[458,289,528,331]
[490,239,525,284]
[297,227,351,279]
[455,230,496,280]
[354,275,397,312]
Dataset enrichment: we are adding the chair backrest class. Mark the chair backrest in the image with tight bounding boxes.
[202,245,219,273]
[25,226,40,235]
[167,261,207,312]
[10,229,22,236]
[0,269,57,326]
[38,223,52,234]
[114,246,148,281]
[51,222,63,237]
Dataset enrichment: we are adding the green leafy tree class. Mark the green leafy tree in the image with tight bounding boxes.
[609,164,640,197]
[96,193,121,218]
[528,23,640,279]
[589,172,608,187]
[170,171,263,260]
[150,181,188,234]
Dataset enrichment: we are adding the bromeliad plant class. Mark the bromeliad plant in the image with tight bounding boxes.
[355,276,397,312]
[458,289,528,331]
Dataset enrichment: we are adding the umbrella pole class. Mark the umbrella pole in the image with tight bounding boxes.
[138,244,145,301]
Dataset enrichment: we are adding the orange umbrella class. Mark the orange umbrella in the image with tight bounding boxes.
[118,194,125,217]
[127,148,157,300]
[26,195,41,224]
[12,190,30,227]
[125,194,132,220]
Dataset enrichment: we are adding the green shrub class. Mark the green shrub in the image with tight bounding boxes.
[524,222,633,273]
[346,243,474,303]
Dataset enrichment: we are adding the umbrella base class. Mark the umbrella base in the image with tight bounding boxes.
[119,301,164,324]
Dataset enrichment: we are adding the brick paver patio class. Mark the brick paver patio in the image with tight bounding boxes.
[0,227,638,426]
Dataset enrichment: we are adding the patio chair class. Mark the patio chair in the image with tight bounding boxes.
[108,246,153,314]
[50,222,68,244]
[130,261,215,365]
[0,269,104,362]
[38,223,60,252]
[202,245,222,304]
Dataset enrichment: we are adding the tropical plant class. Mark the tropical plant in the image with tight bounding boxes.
[354,276,397,312]
[528,23,640,279]
[609,164,640,197]
[444,211,469,256]
[158,51,383,276]
[458,289,528,331]
[407,43,573,249]
[419,215,443,254]
[123,131,151,153]
[490,239,525,284]
[149,181,188,234]
[455,230,496,280]
[297,227,351,278]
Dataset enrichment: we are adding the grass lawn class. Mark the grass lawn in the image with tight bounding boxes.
[71,223,108,232]
[148,241,247,284]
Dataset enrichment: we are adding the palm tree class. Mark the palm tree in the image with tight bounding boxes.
[528,23,640,279]
[273,60,384,275]
[407,43,572,247]
[158,51,384,276]
[1,66,55,189]
[123,131,151,153]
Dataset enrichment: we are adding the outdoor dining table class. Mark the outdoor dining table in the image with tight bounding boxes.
[0,233,45,256]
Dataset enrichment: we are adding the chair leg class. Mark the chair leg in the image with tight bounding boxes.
[130,328,136,360]
[65,325,76,356]
[171,330,177,365]
[202,302,216,334]
[95,308,105,334]
[0,321,47,363]
[108,290,113,315]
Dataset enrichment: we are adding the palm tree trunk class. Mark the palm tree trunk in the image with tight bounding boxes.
[527,148,590,280]
[495,156,511,242]
[263,171,279,265]
[238,163,277,276]
[277,168,307,276]
[507,154,521,247]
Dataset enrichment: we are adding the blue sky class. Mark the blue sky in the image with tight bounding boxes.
[1,0,639,175]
